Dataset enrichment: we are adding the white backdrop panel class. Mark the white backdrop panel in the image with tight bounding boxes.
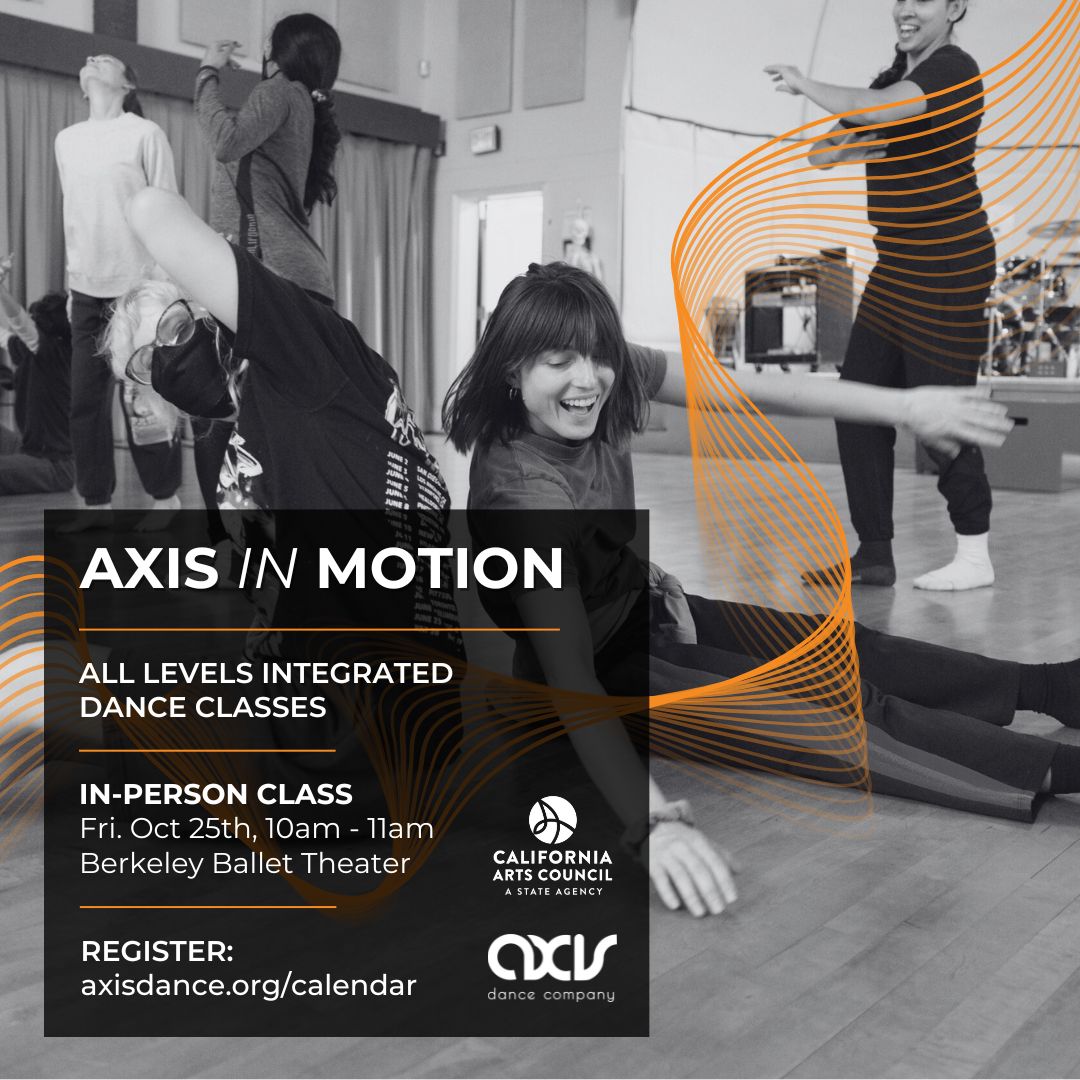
[631,0,1063,136]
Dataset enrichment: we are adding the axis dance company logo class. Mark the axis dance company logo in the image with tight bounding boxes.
[485,933,619,1004]
[491,795,613,899]
[488,933,618,981]
[528,796,577,844]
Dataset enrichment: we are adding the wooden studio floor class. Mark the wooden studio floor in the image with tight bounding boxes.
[2,436,1080,1080]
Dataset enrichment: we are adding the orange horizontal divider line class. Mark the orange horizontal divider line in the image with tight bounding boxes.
[77,626,557,633]
[78,904,337,910]
[77,748,335,754]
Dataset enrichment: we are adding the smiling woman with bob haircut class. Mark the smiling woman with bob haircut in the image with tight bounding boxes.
[445,260,1080,920]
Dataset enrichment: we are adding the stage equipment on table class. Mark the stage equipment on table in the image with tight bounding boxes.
[743,249,854,372]
[987,253,1079,378]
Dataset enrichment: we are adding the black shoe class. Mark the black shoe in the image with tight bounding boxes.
[801,558,896,588]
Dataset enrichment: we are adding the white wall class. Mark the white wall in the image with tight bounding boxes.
[630,0,1063,134]
[0,0,90,30]
[136,0,429,102]
[623,0,1072,347]
[1,0,430,102]
[425,0,634,420]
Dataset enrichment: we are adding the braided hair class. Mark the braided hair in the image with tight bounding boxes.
[268,13,343,212]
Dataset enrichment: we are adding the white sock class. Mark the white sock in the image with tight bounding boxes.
[913,532,994,591]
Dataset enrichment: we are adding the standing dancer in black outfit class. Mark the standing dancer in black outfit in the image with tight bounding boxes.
[767,0,996,590]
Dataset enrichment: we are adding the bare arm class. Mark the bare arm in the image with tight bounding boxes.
[0,281,38,353]
[654,355,1013,455]
[515,586,736,916]
[764,65,927,125]
[125,188,238,331]
[807,122,887,169]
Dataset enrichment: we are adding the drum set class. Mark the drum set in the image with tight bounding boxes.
[987,220,1080,377]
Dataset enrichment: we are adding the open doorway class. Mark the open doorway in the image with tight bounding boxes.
[452,190,544,373]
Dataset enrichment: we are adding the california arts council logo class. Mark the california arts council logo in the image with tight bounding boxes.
[528,796,577,844]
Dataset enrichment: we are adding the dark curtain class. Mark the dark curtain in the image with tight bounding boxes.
[312,137,436,428]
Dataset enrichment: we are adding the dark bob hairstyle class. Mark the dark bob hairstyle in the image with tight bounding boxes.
[443,262,650,452]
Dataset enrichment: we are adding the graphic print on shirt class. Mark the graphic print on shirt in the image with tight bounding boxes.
[380,386,459,644]
[218,430,264,510]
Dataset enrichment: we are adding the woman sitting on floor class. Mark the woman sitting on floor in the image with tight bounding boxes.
[443,260,1080,918]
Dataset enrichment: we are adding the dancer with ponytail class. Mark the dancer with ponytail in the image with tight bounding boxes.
[55,55,182,524]
[193,13,342,559]
[766,0,996,590]
[194,13,341,303]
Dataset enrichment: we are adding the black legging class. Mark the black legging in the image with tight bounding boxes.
[598,591,1054,822]
[69,291,181,505]
[191,417,234,545]
[836,232,996,540]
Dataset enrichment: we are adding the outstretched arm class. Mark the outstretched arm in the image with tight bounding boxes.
[764,65,927,125]
[654,355,1013,456]
[125,188,238,331]
[515,586,737,917]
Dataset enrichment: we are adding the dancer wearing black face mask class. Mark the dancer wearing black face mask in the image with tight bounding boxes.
[122,297,239,422]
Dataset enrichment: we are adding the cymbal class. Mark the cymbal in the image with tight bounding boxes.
[1028,219,1080,238]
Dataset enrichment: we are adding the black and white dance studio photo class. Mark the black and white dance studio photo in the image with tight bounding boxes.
[2,0,1080,1077]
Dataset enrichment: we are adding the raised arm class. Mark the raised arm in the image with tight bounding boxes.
[514,585,737,917]
[654,354,1012,456]
[194,64,291,163]
[764,65,927,126]
[125,188,238,331]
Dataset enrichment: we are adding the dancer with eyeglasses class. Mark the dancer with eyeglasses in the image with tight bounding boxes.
[54,54,182,528]
[105,188,446,519]
[766,0,997,590]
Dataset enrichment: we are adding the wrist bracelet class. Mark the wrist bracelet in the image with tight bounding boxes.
[621,799,695,857]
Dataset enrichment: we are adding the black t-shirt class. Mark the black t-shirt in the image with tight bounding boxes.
[9,333,71,459]
[864,44,988,239]
[220,244,449,514]
[467,346,667,678]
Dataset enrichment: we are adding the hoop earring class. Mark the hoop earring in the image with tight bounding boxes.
[508,386,519,400]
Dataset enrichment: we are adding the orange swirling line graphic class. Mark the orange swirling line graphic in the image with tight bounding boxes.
[694,0,1080,377]
[654,1,1080,816]
[0,555,91,859]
